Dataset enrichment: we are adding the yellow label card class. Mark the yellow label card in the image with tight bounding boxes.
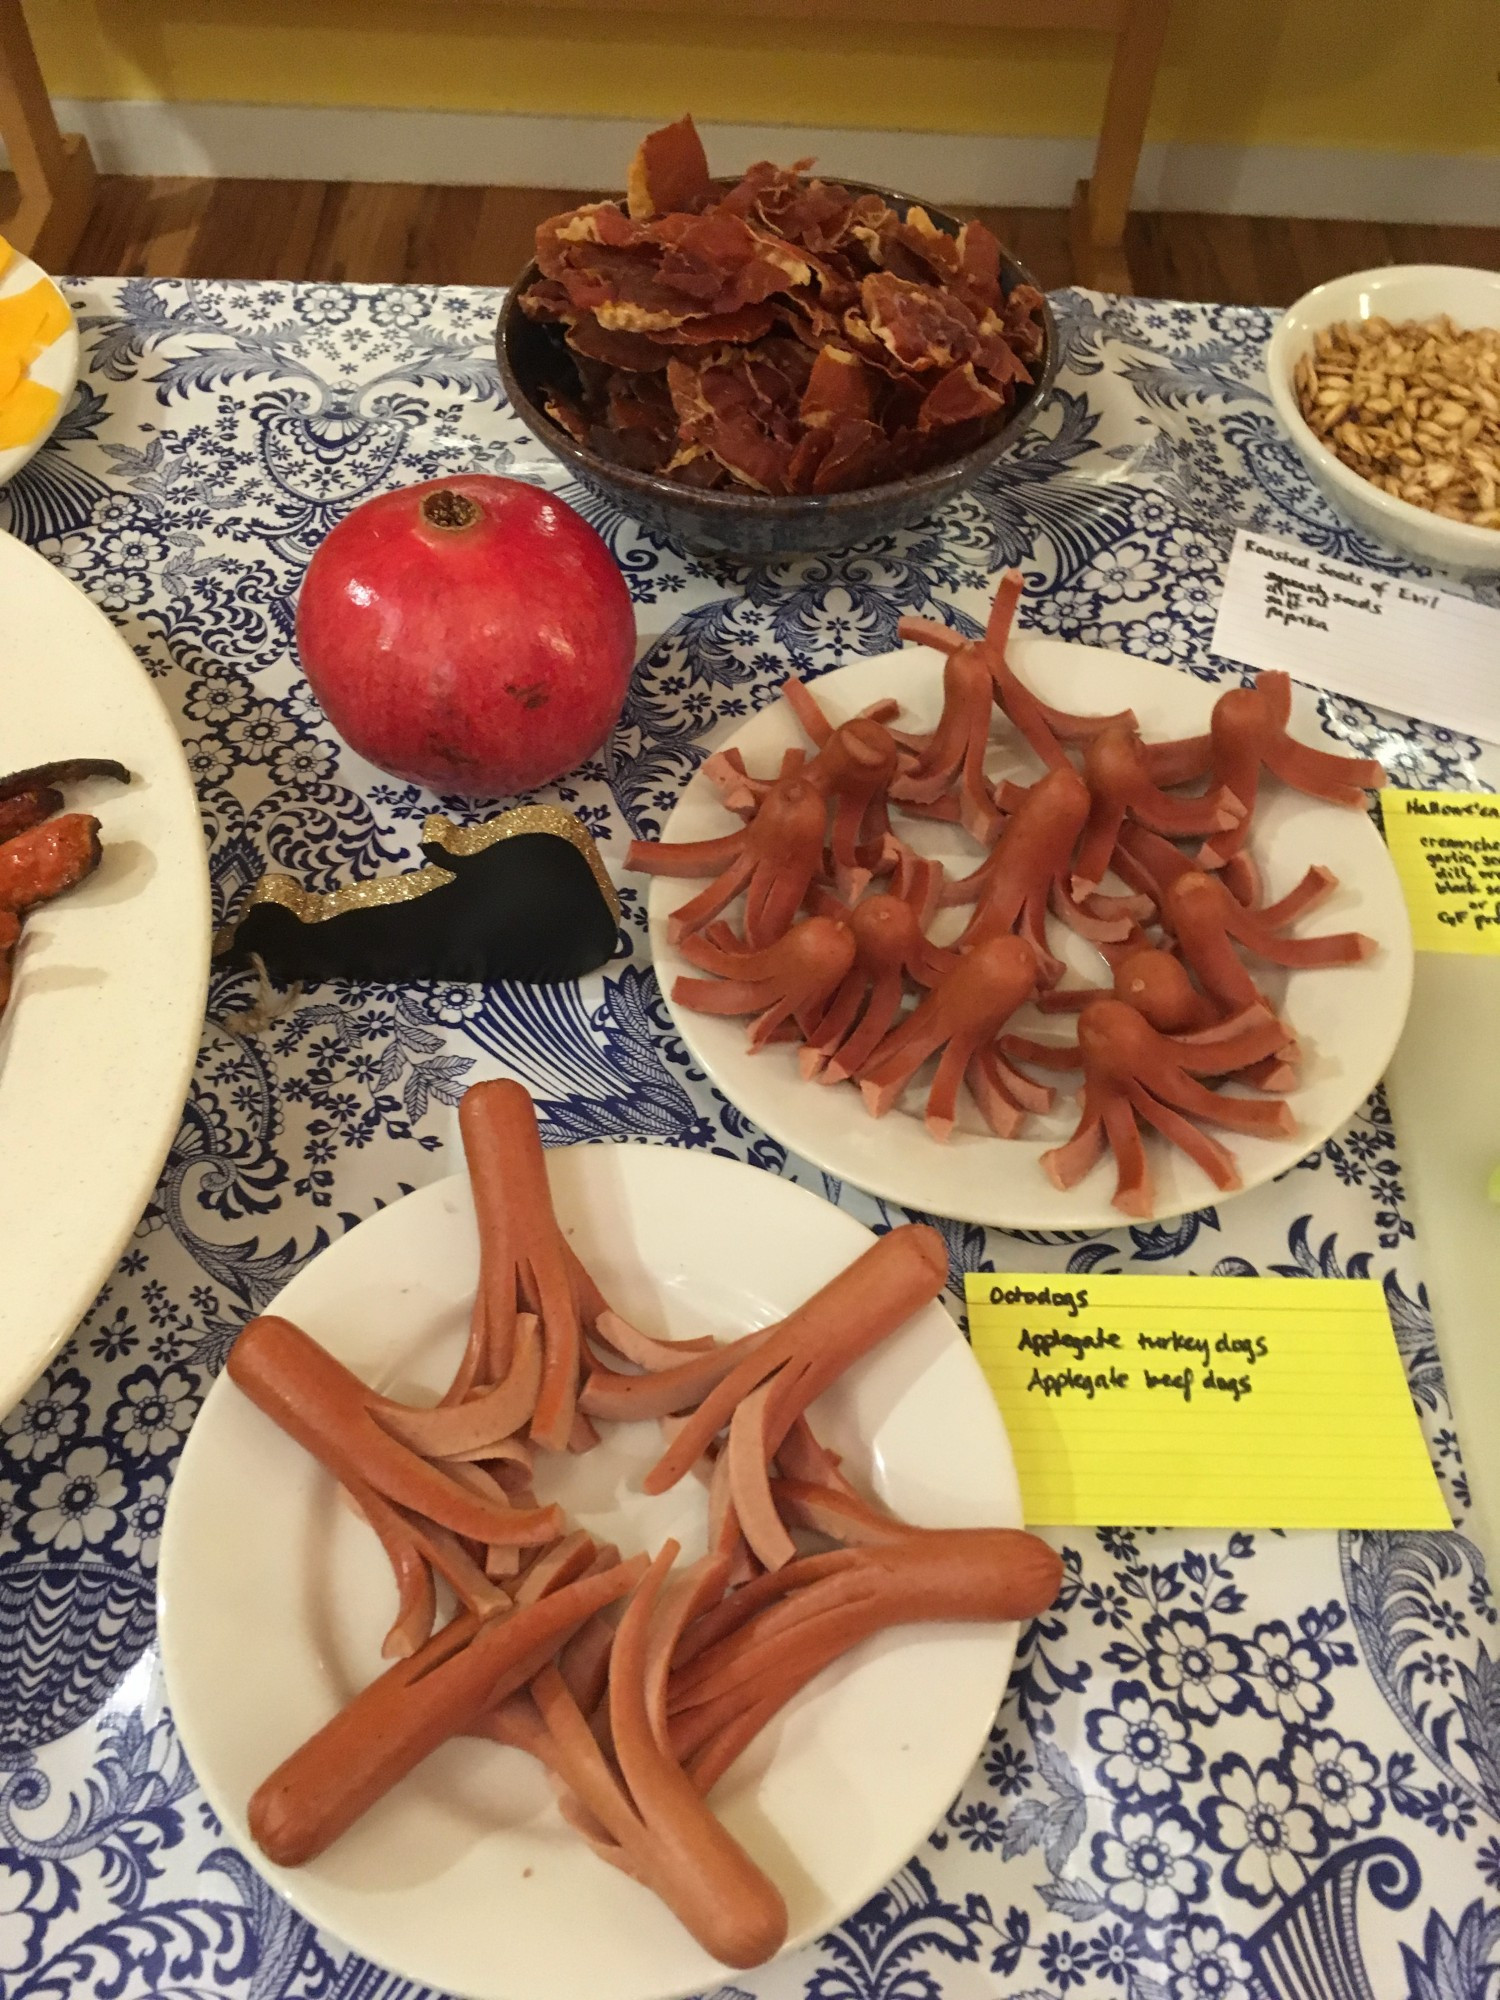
[1383,789,1500,954]
[966,1272,1448,1530]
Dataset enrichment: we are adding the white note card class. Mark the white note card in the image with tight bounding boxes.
[1210,530,1500,746]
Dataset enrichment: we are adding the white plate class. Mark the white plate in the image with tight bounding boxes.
[0,531,209,1413]
[0,251,78,487]
[160,1146,1021,2000]
[649,640,1414,1230]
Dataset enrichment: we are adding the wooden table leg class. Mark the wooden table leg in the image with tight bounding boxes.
[0,0,96,268]
[1069,0,1171,293]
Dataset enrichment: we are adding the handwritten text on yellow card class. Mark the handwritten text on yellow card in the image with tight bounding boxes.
[1383,789,1500,954]
[966,1273,1448,1530]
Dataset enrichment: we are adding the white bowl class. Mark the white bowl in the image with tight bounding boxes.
[0,250,77,488]
[1266,264,1500,575]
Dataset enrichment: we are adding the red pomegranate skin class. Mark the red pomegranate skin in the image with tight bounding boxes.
[295,474,637,797]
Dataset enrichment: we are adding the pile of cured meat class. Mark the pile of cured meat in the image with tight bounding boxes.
[627,572,1389,1220]
[516,116,1046,496]
[231,1079,1061,1970]
[0,758,128,1024]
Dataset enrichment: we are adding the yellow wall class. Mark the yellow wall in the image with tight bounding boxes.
[24,0,1500,153]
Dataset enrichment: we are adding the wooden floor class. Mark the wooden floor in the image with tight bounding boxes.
[6,174,1498,304]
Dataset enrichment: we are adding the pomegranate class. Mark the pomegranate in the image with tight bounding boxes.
[295,474,636,797]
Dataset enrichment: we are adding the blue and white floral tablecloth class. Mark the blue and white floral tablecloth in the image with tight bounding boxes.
[1,277,1497,2000]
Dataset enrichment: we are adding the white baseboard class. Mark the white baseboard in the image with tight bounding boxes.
[7,97,1498,226]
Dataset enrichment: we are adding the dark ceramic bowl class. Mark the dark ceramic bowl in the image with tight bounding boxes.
[495,182,1058,564]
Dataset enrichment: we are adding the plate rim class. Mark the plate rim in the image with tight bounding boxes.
[646,636,1415,1231]
[0,528,211,1413]
[160,1144,1023,2000]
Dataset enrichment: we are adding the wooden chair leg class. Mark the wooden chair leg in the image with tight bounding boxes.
[0,0,96,268]
[1070,0,1171,293]
[1069,181,1134,294]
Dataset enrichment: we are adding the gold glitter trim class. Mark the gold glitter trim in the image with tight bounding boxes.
[422,806,620,924]
[212,862,457,952]
[213,805,619,954]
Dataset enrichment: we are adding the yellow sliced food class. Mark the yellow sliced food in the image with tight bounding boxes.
[0,279,69,365]
[0,355,20,404]
[0,377,60,449]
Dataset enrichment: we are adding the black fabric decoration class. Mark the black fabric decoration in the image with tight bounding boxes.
[218,808,621,987]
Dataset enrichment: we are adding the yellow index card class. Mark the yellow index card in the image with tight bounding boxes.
[966,1272,1449,1530]
[1383,789,1500,954]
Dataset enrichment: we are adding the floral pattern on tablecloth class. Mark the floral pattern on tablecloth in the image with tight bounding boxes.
[0,277,1497,2000]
